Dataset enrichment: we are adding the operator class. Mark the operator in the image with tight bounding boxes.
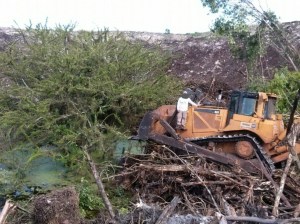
[176,90,199,130]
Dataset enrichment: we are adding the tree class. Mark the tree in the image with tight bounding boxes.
[247,69,300,115]
[200,0,300,74]
[0,24,181,163]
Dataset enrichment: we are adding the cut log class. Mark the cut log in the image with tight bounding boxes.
[0,200,15,224]
[155,196,180,224]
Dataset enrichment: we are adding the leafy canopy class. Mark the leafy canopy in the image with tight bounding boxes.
[247,69,300,114]
[201,0,300,112]
[0,24,181,157]
[201,0,299,73]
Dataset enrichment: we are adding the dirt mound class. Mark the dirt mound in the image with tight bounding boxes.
[125,21,300,91]
[33,186,81,224]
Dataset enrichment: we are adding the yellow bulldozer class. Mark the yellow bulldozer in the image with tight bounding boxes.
[137,89,300,174]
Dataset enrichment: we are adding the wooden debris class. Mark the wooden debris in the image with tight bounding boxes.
[273,153,293,217]
[225,215,300,223]
[115,144,300,222]
[287,122,300,169]
[155,196,180,224]
[84,149,116,222]
[294,203,300,218]
[0,200,15,224]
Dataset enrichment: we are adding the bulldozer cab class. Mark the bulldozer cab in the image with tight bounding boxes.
[227,91,277,122]
[228,91,258,120]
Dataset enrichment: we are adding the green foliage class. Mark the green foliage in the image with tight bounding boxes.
[78,177,131,217]
[201,0,289,77]
[0,24,181,161]
[246,76,268,92]
[109,186,131,215]
[0,169,16,195]
[201,0,229,13]
[266,71,300,114]
[78,177,104,218]
[247,69,300,114]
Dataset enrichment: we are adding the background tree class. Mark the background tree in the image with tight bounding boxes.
[200,0,300,116]
[201,0,300,74]
[248,69,300,115]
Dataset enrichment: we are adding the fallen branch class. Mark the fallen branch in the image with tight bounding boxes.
[226,215,300,224]
[253,149,291,207]
[0,200,15,224]
[273,153,293,216]
[83,149,116,222]
[210,170,250,189]
[182,192,197,215]
[139,163,187,172]
[287,123,300,169]
[181,180,233,186]
[163,145,221,213]
[155,196,180,224]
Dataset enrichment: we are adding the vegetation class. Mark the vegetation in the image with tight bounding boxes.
[201,0,299,115]
[248,69,300,114]
[200,0,300,74]
[0,24,180,160]
[0,14,298,220]
[0,24,182,216]
[78,177,104,218]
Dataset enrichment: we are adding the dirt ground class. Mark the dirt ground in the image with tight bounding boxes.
[126,21,300,94]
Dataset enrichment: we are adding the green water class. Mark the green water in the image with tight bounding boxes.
[25,156,67,186]
[0,146,68,196]
[0,140,146,197]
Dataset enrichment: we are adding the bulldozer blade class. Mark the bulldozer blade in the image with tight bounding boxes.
[138,111,155,141]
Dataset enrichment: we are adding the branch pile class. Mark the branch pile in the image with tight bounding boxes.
[115,144,300,223]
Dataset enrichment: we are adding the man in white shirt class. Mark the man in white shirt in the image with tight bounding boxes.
[176,91,198,130]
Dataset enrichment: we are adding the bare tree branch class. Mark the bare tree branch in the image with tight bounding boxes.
[83,149,116,222]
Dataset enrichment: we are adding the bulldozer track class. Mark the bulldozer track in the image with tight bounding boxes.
[186,134,275,173]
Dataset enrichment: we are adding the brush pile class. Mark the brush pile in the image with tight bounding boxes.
[115,143,300,223]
